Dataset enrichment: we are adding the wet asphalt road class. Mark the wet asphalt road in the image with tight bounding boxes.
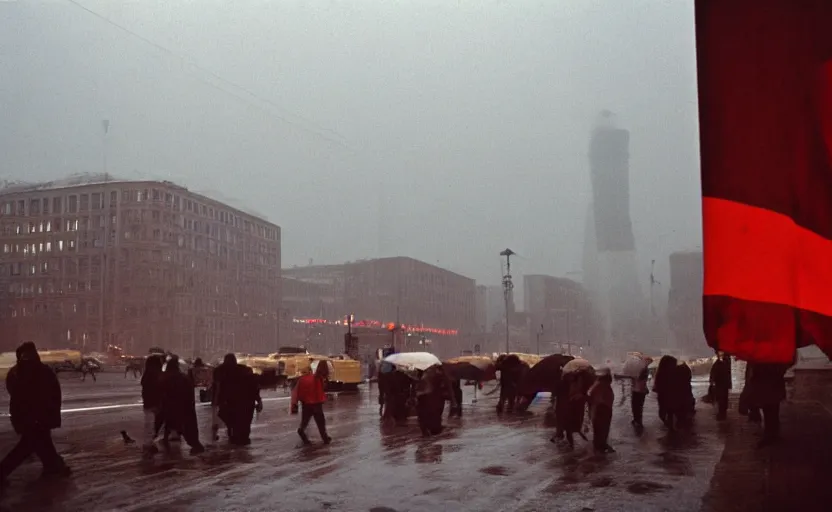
[0,375,726,512]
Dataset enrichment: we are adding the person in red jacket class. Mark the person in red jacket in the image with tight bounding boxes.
[291,362,332,445]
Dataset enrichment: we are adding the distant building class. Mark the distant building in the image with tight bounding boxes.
[582,111,647,353]
[0,174,281,356]
[524,274,599,354]
[475,285,488,332]
[667,250,706,355]
[485,284,507,332]
[282,257,476,358]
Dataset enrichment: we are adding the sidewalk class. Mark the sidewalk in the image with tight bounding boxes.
[700,396,832,512]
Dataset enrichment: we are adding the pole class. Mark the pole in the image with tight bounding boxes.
[500,248,515,354]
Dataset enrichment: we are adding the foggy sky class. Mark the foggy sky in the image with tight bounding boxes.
[0,0,702,305]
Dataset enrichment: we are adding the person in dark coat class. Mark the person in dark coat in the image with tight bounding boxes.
[212,354,262,445]
[709,352,731,421]
[211,354,235,441]
[0,342,70,484]
[159,357,204,454]
[141,355,164,457]
[745,361,789,447]
[227,365,262,446]
[653,355,678,428]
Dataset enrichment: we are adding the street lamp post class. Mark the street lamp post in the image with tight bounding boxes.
[500,248,515,354]
[536,324,544,355]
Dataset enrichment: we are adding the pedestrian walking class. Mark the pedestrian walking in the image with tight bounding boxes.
[745,361,790,448]
[159,357,205,454]
[709,351,731,421]
[140,355,164,457]
[291,362,331,445]
[630,358,651,429]
[588,368,615,453]
[0,342,71,485]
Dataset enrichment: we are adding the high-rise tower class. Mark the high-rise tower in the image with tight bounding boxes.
[583,111,646,354]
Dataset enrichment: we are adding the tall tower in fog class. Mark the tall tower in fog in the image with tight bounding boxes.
[583,111,646,354]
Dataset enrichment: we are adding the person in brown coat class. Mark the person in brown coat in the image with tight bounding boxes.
[588,368,615,453]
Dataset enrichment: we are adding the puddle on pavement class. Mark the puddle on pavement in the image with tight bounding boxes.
[415,444,443,464]
[479,465,511,476]
[626,480,672,494]
[653,451,694,476]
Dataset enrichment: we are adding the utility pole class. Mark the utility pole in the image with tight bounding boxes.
[536,324,543,355]
[500,248,515,354]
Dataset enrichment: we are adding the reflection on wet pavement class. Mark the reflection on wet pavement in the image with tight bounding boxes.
[0,379,725,511]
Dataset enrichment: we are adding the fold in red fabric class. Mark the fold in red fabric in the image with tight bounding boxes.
[696,0,832,363]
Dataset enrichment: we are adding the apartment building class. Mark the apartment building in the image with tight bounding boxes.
[0,174,280,356]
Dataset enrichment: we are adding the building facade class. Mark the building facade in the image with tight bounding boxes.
[0,174,281,356]
[667,250,707,356]
[583,111,648,353]
[523,274,600,355]
[282,257,476,358]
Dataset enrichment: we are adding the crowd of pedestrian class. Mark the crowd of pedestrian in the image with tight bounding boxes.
[0,340,792,489]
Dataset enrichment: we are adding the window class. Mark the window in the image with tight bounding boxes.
[30,199,40,215]
[17,200,24,215]
[110,191,118,206]
[2,243,8,253]
[80,194,89,211]
[42,198,49,215]
[53,197,62,213]
[1,202,10,215]
[91,193,102,210]
[68,196,77,213]
[11,262,20,275]
[152,189,160,201]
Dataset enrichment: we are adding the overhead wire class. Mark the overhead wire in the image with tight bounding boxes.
[63,0,349,148]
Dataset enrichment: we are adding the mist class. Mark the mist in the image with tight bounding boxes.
[0,0,702,303]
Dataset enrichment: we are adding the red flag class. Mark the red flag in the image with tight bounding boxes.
[697,0,832,363]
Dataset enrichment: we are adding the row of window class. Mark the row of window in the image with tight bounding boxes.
[1,187,278,242]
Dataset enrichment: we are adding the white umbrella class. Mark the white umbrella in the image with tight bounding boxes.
[384,352,441,372]
[622,355,652,379]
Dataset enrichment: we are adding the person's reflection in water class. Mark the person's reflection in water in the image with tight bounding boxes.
[415,443,443,464]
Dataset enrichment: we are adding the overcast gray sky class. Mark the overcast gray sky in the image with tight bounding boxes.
[0,0,702,299]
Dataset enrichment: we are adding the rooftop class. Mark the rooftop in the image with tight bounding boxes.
[0,172,270,221]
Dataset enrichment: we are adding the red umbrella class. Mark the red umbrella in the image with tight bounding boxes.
[696,0,832,363]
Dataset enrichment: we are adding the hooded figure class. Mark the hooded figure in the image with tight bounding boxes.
[159,357,204,454]
[0,342,70,483]
[214,354,262,446]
